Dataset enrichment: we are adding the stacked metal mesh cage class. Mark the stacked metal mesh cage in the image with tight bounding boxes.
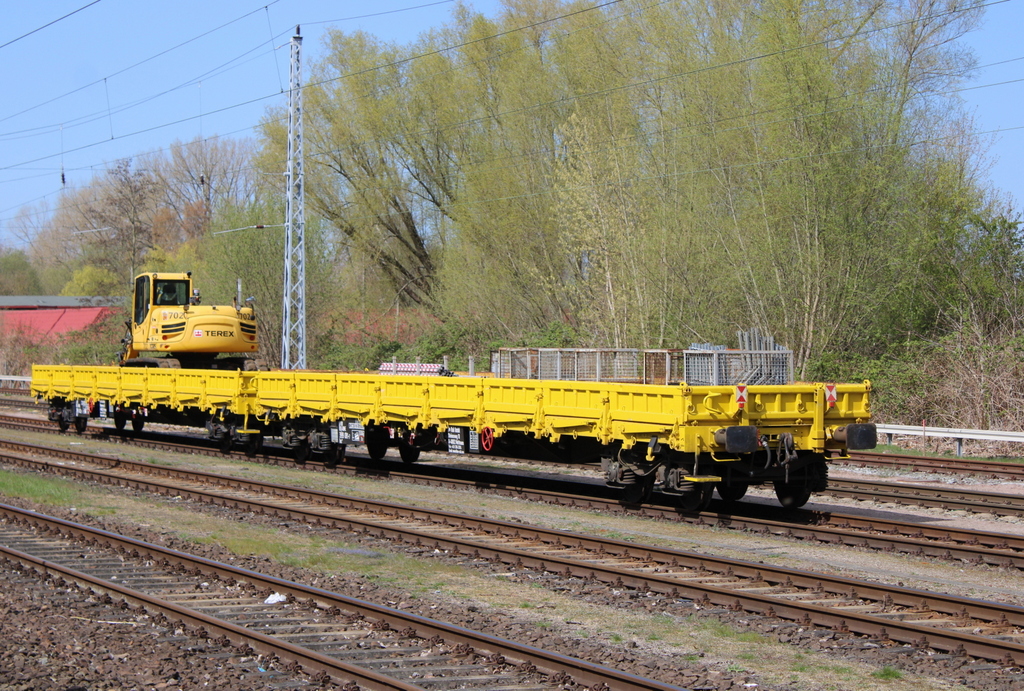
[495,348,643,382]
[491,343,792,385]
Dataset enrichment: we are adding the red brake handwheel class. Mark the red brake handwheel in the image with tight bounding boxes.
[480,426,494,452]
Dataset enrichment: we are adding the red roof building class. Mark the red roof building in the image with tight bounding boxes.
[0,297,123,341]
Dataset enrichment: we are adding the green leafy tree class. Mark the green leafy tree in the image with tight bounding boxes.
[0,250,43,295]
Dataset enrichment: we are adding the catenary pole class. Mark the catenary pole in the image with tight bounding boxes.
[281,26,306,369]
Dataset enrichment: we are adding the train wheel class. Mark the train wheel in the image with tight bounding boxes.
[294,439,311,465]
[324,443,345,469]
[220,432,234,454]
[57,417,70,433]
[621,473,656,504]
[398,441,420,464]
[244,434,263,458]
[73,417,87,434]
[774,483,811,508]
[716,482,748,502]
[131,417,145,433]
[677,484,714,512]
[114,414,127,432]
[365,426,389,461]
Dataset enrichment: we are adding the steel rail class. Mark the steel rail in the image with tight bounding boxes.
[2,411,1021,519]
[2,444,1023,665]
[5,413,1019,520]
[823,477,1024,516]
[845,451,1024,480]
[0,541,423,691]
[4,415,1024,568]
[3,434,1024,571]
[0,503,683,691]
[6,412,1023,485]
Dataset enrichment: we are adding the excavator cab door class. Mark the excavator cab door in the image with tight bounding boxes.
[133,275,151,326]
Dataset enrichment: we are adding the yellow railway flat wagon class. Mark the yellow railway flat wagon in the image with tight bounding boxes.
[32,365,257,436]
[31,365,875,511]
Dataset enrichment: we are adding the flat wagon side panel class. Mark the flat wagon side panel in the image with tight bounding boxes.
[140,369,177,408]
[522,380,608,438]
[421,378,484,428]
[172,369,211,410]
[30,365,69,399]
[377,376,483,429]
[744,384,821,421]
[330,375,385,421]
[199,370,252,414]
[290,372,337,417]
[478,378,556,434]
[374,376,438,424]
[606,385,684,442]
[117,368,151,405]
[253,371,296,417]
[92,367,123,402]
[536,381,670,442]
[831,383,872,419]
[66,366,117,402]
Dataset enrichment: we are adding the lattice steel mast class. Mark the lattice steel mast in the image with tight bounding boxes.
[281,27,306,369]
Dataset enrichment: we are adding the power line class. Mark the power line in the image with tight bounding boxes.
[0,0,1015,228]
[0,1,282,126]
[0,0,102,52]
[6,0,1014,192]
[303,0,457,27]
[0,0,644,179]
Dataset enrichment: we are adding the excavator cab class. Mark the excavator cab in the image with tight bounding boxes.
[120,272,260,369]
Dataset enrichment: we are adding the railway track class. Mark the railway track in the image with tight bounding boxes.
[0,502,677,691]
[2,439,1024,666]
[4,414,1024,570]
[819,476,1024,516]
[4,408,1024,519]
[845,451,1024,479]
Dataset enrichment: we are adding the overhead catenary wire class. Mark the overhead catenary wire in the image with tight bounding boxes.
[0,0,971,175]
[0,0,463,141]
[2,0,1019,195]
[0,0,1016,235]
[2,37,1018,221]
[0,1,283,127]
[0,0,542,174]
[0,0,102,52]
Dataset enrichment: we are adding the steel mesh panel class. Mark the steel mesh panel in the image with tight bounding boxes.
[490,347,791,384]
[602,350,641,382]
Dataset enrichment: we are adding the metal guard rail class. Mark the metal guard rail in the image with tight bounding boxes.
[876,423,1024,456]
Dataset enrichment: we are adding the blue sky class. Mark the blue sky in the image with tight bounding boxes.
[0,0,1020,250]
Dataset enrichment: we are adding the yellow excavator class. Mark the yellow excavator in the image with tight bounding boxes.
[119,271,261,370]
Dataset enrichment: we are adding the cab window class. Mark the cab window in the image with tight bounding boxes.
[133,276,150,325]
[153,280,189,306]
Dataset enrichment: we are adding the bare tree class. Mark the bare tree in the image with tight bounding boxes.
[147,137,258,246]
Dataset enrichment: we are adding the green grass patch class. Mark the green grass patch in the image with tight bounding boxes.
[691,617,769,644]
[0,469,96,507]
[186,524,464,587]
[873,443,1024,465]
[871,666,904,680]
